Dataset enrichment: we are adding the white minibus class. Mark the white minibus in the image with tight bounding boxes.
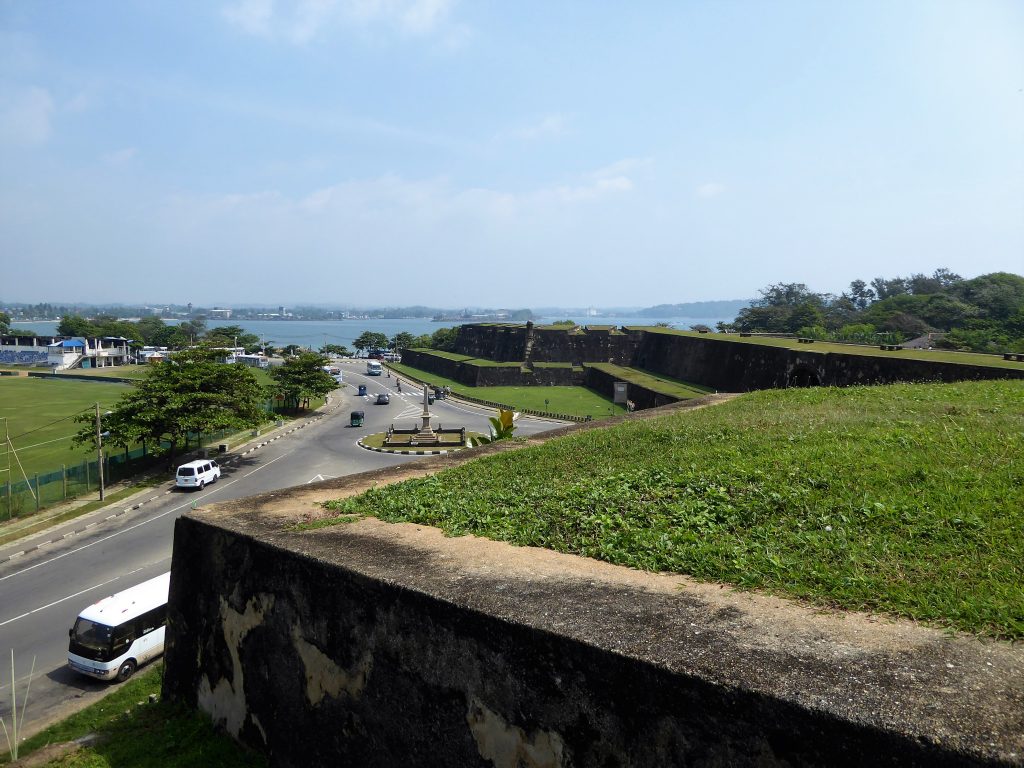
[67,572,170,682]
[366,360,383,376]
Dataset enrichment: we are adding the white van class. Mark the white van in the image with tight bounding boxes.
[68,572,170,682]
[175,459,221,490]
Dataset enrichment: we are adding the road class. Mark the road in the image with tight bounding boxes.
[0,360,565,736]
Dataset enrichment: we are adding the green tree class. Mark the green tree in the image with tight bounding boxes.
[353,331,388,354]
[390,332,415,351]
[135,316,169,345]
[57,315,94,336]
[267,352,337,411]
[0,312,10,335]
[428,326,459,351]
[73,347,265,459]
[320,343,351,356]
[177,316,207,343]
[203,325,260,350]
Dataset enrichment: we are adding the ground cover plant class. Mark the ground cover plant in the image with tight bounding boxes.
[630,327,1024,370]
[322,380,1024,638]
[5,665,264,767]
[389,362,625,418]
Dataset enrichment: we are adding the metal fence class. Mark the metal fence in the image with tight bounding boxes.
[1,428,236,520]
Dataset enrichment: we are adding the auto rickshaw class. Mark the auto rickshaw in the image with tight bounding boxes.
[350,410,364,427]
[357,384,367,396]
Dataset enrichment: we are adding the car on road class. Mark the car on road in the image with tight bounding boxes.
[375,393,390,405]
[175,459,221,490]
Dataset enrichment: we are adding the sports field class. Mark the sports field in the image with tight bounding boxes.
[0,377,132,482]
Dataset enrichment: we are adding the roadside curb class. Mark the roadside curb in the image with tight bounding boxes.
[0,408,336,565]
[356,438,452,456]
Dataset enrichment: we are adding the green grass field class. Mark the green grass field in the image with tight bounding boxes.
[321,379,1024,639]
[389,362,625,418]
[0,377,132,480]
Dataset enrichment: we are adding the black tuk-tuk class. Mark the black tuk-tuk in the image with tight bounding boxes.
[350,410,364,427]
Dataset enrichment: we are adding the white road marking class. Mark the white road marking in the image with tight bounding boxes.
[0,452,292,585]
[0,567,146,629]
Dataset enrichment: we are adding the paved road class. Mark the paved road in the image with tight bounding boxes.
[0,362,564,736]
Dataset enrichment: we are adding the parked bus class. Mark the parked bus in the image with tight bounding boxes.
[67,572,170,682]
[366,360,383,376]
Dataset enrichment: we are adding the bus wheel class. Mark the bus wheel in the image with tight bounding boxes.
[117,660,136,682]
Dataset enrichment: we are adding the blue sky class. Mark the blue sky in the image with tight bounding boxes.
[1,1,1021,307]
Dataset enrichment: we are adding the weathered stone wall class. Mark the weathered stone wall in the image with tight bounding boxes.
[398,350,584,388]
[398,350,475,385]
[163,459,1024,768]
[452,325,528,361]
[452,325,1024,392]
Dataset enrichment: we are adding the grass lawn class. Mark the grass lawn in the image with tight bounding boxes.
[389,362,625,418]
[321,379,1024,639]
[586,363,714,399]
[629,327,1024,370]
[5,664,265,767]
[0,377,132,479]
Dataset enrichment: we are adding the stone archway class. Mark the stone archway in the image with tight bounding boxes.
[787,364,822,388]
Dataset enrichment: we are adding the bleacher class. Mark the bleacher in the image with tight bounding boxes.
[0,350,48,365]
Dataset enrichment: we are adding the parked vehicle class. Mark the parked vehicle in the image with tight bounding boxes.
[68,572,169,682]
[175,459,221,490]
[376,393,390,405]
[350,410,364,426]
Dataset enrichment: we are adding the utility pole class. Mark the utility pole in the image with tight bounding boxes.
[95,403,105,501]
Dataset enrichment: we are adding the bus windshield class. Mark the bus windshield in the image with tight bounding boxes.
[71,619,114,654]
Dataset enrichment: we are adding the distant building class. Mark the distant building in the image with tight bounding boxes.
[208,308,232,319]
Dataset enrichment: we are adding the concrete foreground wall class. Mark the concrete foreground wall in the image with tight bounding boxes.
[163,448,1023,767]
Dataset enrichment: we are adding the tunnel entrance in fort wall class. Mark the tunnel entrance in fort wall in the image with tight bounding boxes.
[787,364,822,388]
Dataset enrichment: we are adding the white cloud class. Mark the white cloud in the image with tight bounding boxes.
[510,113,568,141]
[589,157,651,180]
[164,162,635,240]
[102,147,138,165]
[222,0,274,37]
[0,86,54,146]
[696,182,726,199]
[222,0,460,43]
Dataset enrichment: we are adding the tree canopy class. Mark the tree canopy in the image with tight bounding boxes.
[74,347,266,457]
[730,269,1024,353]
[267,351,338,411]
[353,330,388,353]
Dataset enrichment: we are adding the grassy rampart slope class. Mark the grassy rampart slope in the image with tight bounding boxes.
[324,380,1024,638]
